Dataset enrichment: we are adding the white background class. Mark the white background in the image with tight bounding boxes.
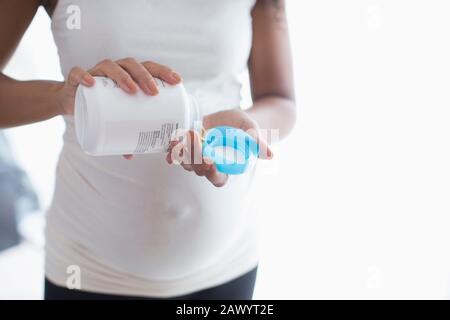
[1,0,450,299]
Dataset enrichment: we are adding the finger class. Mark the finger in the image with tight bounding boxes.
[191,162,211,177]
[166,152,172,164]
[68,66,95,88]
[181,163,194,172]
[177,142,194,171]
[205,164,228,187]
[184,130,203,166]
[168,140,186,165]
[89,59,138,94]
[117,57,159,96]
[166,140,180,164]
[167,135,199,167]
[189,129,211,175]
[142,61,182,85]
[177,131,201,171]
[245,127,274,160]
[256,137,273,159]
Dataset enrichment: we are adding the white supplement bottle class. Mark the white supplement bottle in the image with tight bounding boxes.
[74,76,201,156]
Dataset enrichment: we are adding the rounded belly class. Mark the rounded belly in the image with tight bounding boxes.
[50,142,255,280]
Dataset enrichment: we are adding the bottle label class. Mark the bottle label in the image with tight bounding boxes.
[134,122,179,153]
[99,76,120,88]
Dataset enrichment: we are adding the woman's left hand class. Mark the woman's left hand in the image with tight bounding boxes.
[166,108,273,187]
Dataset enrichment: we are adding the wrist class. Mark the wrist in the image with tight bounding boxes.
[51,81,66,116]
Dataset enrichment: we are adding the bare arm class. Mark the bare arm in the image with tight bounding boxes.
[0,0,185,129]
[0,0,63,128]
[246,0,296,140]
[168,0,296,186]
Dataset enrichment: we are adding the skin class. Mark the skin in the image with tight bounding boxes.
[0,0,296,187]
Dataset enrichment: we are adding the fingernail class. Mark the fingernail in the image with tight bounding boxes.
[124,85,133,94]
[149,80,159,95]
[146,80,153,95]
[121,82,132,93]
[166,154,172,164]
[82,75,94,85]
[143,82,152,95]
[170,72,181,82]
[125,79,138,94]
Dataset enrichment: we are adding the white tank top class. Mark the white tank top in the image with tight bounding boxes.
[45,0,260,297]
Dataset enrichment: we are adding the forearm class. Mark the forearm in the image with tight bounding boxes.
[0,73,63,128]
[246,95,296,141]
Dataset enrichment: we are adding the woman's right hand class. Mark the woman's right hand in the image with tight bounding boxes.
[57,58,182,115]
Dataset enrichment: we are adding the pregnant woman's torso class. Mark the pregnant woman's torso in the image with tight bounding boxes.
[46,0,259,281]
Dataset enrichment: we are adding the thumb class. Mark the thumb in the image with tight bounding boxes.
[68,66,95,90]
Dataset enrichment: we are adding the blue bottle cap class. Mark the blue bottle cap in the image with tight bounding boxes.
[202,126,259,175]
